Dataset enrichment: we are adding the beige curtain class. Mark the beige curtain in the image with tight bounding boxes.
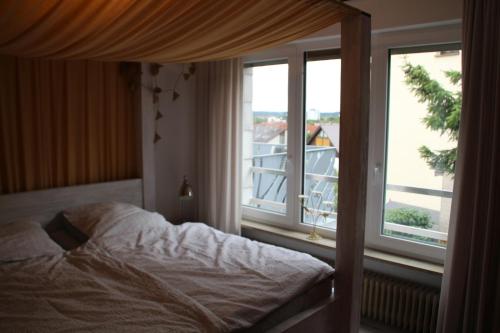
[0,56,139,194]
[0,0,351,63]
[196,59,242,234]
[437,0,500,332]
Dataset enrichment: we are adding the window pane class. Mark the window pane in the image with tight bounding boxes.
[242,62,288,214]
[302,52,341,230]
[384,46,461,247]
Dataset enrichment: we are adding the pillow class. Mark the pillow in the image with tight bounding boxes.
[45,212,88,250]
[48,229,84,250]
[0,221,64,263]
[63,202,169,247]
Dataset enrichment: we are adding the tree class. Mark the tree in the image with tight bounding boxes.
[254,117,267,124]
[320,116,340,124]
[402,63,461,175]
[385,208,433,228]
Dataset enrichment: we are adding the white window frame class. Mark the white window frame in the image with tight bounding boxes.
[366,22,461,263]
[242,56,291,226]
[241,45,296,227]
[242,20,461,264]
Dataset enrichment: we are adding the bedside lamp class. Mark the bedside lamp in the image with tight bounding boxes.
[178,176,193,224]
[179,176,193,200]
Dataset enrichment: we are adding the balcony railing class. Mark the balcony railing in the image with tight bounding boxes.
[250,167,337,183]
[245,143,452,242]
[248,168,338,218]
[384,185,450,242]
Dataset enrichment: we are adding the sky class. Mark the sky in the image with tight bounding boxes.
[250,59,341,114]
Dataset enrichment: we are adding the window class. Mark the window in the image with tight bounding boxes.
[242,23,461,263]
[366,40,462,262]
[382,45,461,247]
[241,51,341,232]
[242,61,289,215]
[302,50,341,230]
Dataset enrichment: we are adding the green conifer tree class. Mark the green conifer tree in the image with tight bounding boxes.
[402,63,462,175]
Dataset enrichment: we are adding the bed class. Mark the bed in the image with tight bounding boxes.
[0,1,371,332]
[0,179,334,332]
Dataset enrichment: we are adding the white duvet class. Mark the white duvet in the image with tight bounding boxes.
[1,205,334,332]
[0,243,228,333]
[97,222,334,330]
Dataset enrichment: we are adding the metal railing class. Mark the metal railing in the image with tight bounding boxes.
[386,184,452,199]
[250,166,338,182]
[247,162,452,241]
[383,222,448,241]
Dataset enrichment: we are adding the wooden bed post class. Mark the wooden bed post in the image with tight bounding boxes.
[140,63,157,210]
[335,12,371,333]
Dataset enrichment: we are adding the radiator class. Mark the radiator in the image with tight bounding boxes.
[361,271,440,333]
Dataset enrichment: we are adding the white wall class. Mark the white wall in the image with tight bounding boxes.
[301,0,462,40]
[140,63,157,211]
[351,0,461,29]
[152,64,197,222]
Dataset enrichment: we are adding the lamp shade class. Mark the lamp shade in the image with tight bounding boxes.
[179,176,193,201]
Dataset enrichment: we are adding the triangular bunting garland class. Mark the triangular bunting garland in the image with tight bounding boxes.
[173,91,180,101]
[153,132,161,143]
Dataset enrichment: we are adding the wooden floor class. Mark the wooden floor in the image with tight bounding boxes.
[360,321,404,333]
[360,326,385,333]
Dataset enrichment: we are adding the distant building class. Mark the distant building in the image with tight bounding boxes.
[307,108,320,121]
[253,121,287,145]
[307,123,340,151]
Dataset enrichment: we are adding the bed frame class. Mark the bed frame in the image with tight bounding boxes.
[0,179,143,226]
[0,10,370,333]
[277,12,371,333]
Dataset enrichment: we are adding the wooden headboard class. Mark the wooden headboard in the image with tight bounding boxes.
[0,179,143,226]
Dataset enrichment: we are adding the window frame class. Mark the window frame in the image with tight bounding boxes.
[300,48,342,230]
[242,58,290,225]
[366,24,461,263]
[242,41,342,239]
[242,21,462,264]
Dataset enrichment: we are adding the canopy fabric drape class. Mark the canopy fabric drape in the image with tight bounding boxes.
[437,0,500,332]
[0,55,139,194]
[0,0,351,63]
[196,59,242,234]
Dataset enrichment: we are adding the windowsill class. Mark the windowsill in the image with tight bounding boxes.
[241,220,444,275]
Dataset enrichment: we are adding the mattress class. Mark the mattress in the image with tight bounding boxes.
[241,276,333,332]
